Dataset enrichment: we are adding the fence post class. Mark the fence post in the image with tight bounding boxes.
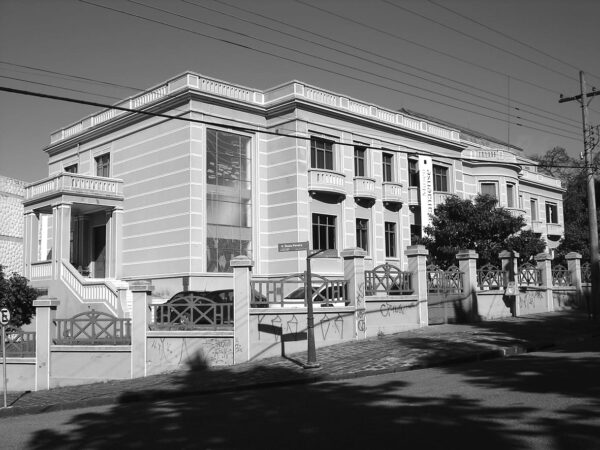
[499,250,519,316]
[566,252,583,308]
[341,247,367,339]
[535,252,554,312]
[456,249,479,320]
[33,296,59,391]
[406,245,429,327]
[130,281,153,379]
[231,256,253,364]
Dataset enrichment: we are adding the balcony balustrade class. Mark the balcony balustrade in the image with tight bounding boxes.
[547,223,563,236]
[353,177,376,200]
[25,173,124,203]
[408,186,419,205]
[382,182,403,205]
[433,192,452,208]
[531,221,545,234]
[507,208,526,219]
[308,169,346,198]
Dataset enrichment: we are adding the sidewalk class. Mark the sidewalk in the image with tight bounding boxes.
[2,310,599,417]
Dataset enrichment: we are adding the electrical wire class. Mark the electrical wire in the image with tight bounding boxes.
[0,85,592,171]
[0,75,126,101]
[78,0,582,141]
[184,0,581,130]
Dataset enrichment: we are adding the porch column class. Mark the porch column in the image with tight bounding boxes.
[77,215,90,276]
[406,245,429,327]
[566,252,583,309]
[456,249,478,320]
[106,207,123,279]
[231,256,253,364]
[23,211,39,279]
[340,247,367,339]
[535,252,554,312]
[51,203,71,280]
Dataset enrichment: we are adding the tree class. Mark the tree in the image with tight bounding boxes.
[0,265,38,328]
[420,194,545,268]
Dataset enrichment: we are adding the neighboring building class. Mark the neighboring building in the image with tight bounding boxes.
[22,72,564,317]
[0,176,25,275]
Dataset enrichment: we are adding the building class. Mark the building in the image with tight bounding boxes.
[22,72,564,317]
[1,175,25,275]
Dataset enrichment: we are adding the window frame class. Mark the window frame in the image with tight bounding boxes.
[530,198,539,222]
[480,181,498,199]
[64,163,78,174]
[408,159,419,187]
[312,213,337,250]
[354,145,367,177]
[384,221,397,258]
[355,218,369,253]
[506,183,516,208]
[432,164,449,192]
[95,153,110,177]
[310,137,334,171]
[382,152,394,183]
[545,202,558,224]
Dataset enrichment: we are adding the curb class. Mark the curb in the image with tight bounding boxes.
[1,330,597,418]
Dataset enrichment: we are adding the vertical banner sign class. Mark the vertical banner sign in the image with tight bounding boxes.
[418,155,434,236]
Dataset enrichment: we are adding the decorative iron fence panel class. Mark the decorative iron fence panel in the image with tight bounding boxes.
[151,292,233,330]
[365,263,413,296]
[476,264,507,290]
[518,263,542,286]
[426,264,463,294]
[0,328,36,357]
[581,262,591,283]
[552,264,572,287]
[251,273,348,307]
[54,310,131,345]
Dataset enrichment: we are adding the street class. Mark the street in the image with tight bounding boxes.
[1,337,599,450]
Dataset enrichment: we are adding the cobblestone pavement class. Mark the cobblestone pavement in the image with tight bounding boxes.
[2,311,598,417]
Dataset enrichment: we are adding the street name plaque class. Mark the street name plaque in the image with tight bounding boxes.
[278,241,309,252]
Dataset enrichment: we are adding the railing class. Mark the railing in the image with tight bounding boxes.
[507,208,525,219]
[552,264,572,287]
[531,221,545,234]
[477,264,506,290]
[365,263,413,296]
[30,261,52,280]
[25,173,124,201]
[0,328,36,357]
[462,149,517,163]
[520,170,562,188]
[151,292,233,331]
[54,310,131,345]
[308,169,346,196]
[382,182,403,203]
[61,261,119,315]
[518,262,542,286]
[581,262,591,283]
[427,264,463,294]
[408,186,419,205]
[547,223,563,236]
[433,192,453,207]
[353,177,376,199]
[251,273,348,307]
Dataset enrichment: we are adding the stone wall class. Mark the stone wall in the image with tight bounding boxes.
[0,176,25,275]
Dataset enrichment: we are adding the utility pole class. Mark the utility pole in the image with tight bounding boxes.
[560,71,600,319]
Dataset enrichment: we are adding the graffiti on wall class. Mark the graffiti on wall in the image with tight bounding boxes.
[318,313,344,340]
[519,290,544,312]
[380,302,414,318]
[148,337,233,368]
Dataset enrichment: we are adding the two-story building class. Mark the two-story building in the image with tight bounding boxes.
[22,72,564,317]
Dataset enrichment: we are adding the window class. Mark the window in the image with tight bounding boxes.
[382,153,393,182]
[530,198,538,222]
[506,183,516,208]
[480,182,497,198]
[95,154,110,177]
[311,137,334,170]
[519,194,523,210]
[356,218,369,252]
[546,202,558,224]
[206,129,252,272]
[409,159,419,187]
[312,214,336,250]
[385,222,396,258]
[354,146,366,177]
[64,164,78,173]
[433,165,448,192]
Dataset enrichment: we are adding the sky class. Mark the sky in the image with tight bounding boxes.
[1,0,599,183]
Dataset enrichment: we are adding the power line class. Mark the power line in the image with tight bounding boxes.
[1,85,592,172]
[426,0,600,82]
[380,0,578,83]
[291,0,570,97]
[185,0,581,130]
[0,75,125,101]
[79,0,581,141]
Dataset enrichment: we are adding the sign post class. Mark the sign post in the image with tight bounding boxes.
[0,307,10,408]
[278,241,321,368]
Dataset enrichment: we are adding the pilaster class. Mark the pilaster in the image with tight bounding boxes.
[406,245,429,326]
[231,256,253,363]
[341,247,367,339]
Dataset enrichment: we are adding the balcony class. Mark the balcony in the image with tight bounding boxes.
[433,192,453,208]
[382,182,403,206]
[308,169,346,199]
[353,177,376,201]
[507,208,526,219]
[531,221,545,234]
[408,186,419,206]
[547,223,563,237]
[24,173,124,205]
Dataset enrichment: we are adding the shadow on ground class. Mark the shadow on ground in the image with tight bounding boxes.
[27,335,600,450]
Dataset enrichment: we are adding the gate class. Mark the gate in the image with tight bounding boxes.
[426,264,465,324]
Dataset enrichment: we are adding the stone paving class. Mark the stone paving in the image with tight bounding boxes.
[2,311,598,417]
